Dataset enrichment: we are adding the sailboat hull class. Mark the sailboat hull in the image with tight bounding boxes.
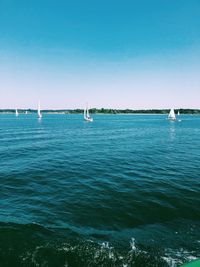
[38,113,42,119]
[168,118,176,121]
[84,117,93,122]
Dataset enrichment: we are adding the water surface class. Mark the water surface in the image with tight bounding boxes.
[0,114,200,266]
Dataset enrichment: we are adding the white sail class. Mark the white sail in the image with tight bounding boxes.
[84,105,93,122]
[15,109,19,116]
[84,108,87,120]
[38,101,42,118]
[86,107,90,118]
[178,111,180,116]
[25,111,28,114]
[168,108,176,121]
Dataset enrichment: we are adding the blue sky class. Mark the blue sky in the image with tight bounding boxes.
[0,0,199,109]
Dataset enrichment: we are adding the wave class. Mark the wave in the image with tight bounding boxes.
[0,222,199,267]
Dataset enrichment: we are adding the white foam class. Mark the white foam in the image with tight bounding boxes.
[101,241,110,249]
[187,256,198,261]
[130,237,136,251]
[162,256,177,267]
[109,250,114,259]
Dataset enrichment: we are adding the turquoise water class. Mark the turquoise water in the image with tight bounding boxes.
[0,114,200,267]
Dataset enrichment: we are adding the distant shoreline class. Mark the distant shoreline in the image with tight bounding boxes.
[0,109,200,115]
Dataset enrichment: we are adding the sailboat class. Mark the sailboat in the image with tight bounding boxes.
[37,101,42,119]
[84,105,93,122]
[25,111,28,114]
[15,109,19,117]
[177,110,182,121]
[168,108,176,121]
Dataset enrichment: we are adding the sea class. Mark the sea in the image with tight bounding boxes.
[0,114,200,267]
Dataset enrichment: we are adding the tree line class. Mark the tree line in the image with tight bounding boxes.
[0,108,200,114]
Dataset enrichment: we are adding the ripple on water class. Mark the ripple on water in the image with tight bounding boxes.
[0,114,200,266]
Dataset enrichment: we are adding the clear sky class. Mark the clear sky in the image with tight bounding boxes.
[0,0,199,109]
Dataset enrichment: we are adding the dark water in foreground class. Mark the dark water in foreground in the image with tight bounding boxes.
[0,114,200,267]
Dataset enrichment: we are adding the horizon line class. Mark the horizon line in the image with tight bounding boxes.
[0,108,200,111]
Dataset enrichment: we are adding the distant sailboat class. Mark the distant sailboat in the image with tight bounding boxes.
[25,111,28,114]
[168,108,176,121]
[84,105,93,122]
[15,109,19,117]
[38,101,42,119]
[177,110,182,121]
